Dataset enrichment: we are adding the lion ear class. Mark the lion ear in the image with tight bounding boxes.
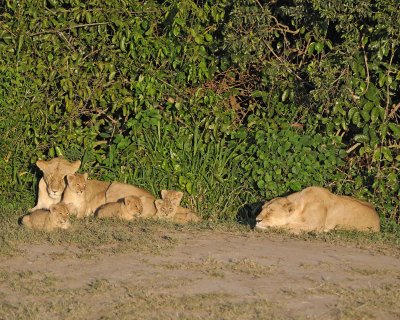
[36,160,48,172]
[282,199,295,214]
[71,160,81,173]
[66,174,75,185]
[123,196,135,206]
[160,190,169,199]
[83,172,88,180]
[154,199,163,210]
[123,197,130,206]
[176,191,183,202]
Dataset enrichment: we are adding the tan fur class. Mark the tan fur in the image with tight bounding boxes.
[22,203,71,231]
[138,196,157,218]
[95,196,143,221]
[62,173,110,218]
[255,187,380,234]
[154,189,184,219]
[62,173,156,219]
[106,182,155,203]
[160,189,183,206]
[30,158,81,212]
[155,191,201,223]
[173,206,202,223]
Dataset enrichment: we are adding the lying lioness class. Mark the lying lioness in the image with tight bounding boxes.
[256,187,380,233]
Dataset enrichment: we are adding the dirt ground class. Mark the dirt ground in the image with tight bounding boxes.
[1,227,400,320]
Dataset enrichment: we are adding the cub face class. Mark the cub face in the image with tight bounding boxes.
[123,196,143,217]
[66,173,88,194]
[255,197,295,230]
[37,158,81,199]
[49,203,71,229]
[155,199,176,219]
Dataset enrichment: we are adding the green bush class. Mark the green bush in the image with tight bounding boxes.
[0,0,398,223]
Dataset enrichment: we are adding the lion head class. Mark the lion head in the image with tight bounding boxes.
[66,173,88,195]
[155,198,177,219]
[255,197,295,230]
[49,203,71,229]
[37,158,81,199]
[123,196,143,218]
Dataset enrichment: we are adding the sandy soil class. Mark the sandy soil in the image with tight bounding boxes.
[1,229,399,319]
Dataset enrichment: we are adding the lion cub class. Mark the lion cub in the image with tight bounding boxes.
[95,196,143,221]
[21,203,71,231]
[155,190,201,223]
[62,173,111,218]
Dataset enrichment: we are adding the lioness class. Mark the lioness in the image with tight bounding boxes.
[21,203,71,231]
[95,195,143,220]
[256,187,380,233]
[30,157,81,212]
[62,173,156,218]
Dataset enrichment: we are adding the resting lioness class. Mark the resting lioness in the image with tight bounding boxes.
[95,195,143,220]
[30,157,81,212]
[21,203,71,231]
[62,173,156,218]
[256,186,380,233]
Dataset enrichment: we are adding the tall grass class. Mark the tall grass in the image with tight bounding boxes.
[107,123,256,220]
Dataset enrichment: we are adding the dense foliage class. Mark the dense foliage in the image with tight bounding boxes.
[0,0,398,223]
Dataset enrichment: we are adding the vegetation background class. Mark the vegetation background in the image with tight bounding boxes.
[0,0,399,227]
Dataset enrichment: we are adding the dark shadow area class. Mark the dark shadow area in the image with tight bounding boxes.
[236,201,265,229]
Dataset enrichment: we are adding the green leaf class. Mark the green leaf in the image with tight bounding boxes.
[315,42,324,53]
[354,134,369,143]
[382,147,393,162]
[388,123,400,138]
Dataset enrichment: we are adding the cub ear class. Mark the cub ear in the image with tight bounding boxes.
[160,190,168,199]
[66,174,75,185]
[83,172,88,180]
[173,191,184,205]
[123,196,134,206]
[154,199,163,210]
[70,160,81,173]
[36,160,48,172]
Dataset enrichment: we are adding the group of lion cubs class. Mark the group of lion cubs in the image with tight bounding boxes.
[21,157,381,234]
[21,158,200,231]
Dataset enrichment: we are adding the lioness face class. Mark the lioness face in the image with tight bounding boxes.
[124,196,143,217]
[155,199,176,219]
[49,203,71,229]
[255,198,294,230]
[37,158,81,199]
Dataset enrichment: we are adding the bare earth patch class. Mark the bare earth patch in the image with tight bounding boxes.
[0,225,399,320]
